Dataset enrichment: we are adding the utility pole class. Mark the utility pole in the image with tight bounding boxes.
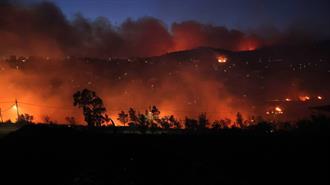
[15,99,20,120]
[0,108,3,123]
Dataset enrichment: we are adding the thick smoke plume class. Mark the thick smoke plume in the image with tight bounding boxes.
[1,1,323,58]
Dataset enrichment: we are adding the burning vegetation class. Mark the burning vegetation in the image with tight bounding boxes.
[217,56,228,63]
[0,42,329,126]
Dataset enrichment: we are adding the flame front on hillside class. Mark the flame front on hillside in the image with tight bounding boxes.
[217,56,227,63]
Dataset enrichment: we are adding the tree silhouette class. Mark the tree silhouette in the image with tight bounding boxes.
[160,116,172,129]
[137,113,149,132]
[198,113,209,130]
[17,114,34,125]
[43,115,51,124]
[65,116,77,126]
[223,118,232,128]
[160,115,180,129]
[151,106,161,120]
[73,89,110,127]
[128,108,138,127]
[118,111,129,126]
[212,119,232,129]
[148,106,161,129]
[212,120,222,130]
[170,115,181,129]
[43,115,57,125]
[248,121,274,133]
[185,117,198,131]
[236,112,244,128]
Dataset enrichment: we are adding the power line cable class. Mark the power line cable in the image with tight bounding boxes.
[2,100,238,119]
[19,102,76,111]
[0,101,14,104]
[0,104,15,112]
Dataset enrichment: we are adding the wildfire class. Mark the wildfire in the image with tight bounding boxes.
[299,96,310,102]
[217,56,227,63]
[237,38,259,51]
[266,106,284,115]
[285,98,292,102]
[275,106,283,113]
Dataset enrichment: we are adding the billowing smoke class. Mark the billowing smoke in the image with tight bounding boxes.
[0,1,175,57]
[1,1,324,58]
[171,21,261,51]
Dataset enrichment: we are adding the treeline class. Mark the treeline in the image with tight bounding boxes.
[3,111,329,136]
[1,89,329,134]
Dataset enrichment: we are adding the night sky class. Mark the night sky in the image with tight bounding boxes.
[44,0,330,32]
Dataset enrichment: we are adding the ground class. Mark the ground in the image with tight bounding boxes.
[0,125,328,185]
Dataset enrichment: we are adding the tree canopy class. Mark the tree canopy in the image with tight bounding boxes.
[73,89,110,127]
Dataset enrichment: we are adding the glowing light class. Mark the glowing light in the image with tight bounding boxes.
[217,56,227,63]
[317,96,323,100]
[275,107,282,112]
[266,106,284,115]
[238,39,258,51]
[285,98,292,102]
[299,96,310,102]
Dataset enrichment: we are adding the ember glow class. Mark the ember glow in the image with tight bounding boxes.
[217,56,227,63]
[299,96,311,102]
[275,107,283,114]
[285,98,292,102]
[0,55,249,124]
[266,106,283,115]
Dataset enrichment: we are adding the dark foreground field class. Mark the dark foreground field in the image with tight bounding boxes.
[0,125,329,185]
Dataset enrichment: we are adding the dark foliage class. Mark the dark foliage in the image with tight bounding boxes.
[118,111,129,126]
[0,121,328,185]
[65,116,77,126]
[16,114,34,125]
[73,89,110,127]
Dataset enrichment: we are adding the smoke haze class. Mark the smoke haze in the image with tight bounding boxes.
[1,1,327,57]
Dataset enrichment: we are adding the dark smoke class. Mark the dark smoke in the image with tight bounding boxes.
[1,1,327,58]
[171,21,261,51]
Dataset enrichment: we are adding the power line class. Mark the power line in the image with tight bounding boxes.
[0,101,14,104]
[0,104,15,123]
[20,102,235,115]
[0,104,15,112]
[15,99,19,120]
[19,102,76,111]
[1,100,237,120]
